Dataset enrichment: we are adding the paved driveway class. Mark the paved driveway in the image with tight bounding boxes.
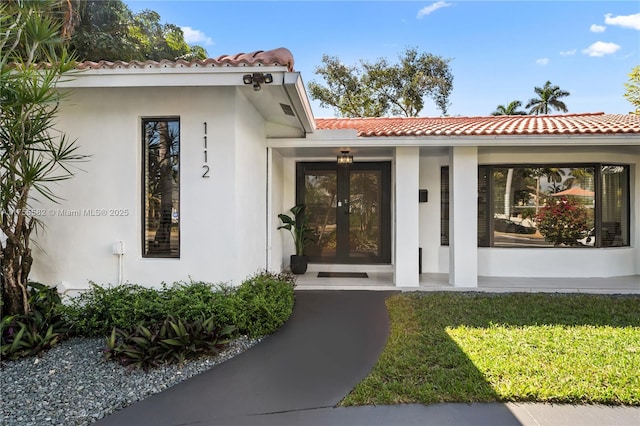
[96,290,395,426]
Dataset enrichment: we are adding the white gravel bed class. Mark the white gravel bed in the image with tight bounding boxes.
[0,336,259,426]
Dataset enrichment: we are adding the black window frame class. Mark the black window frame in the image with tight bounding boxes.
[440,166,449,246]
[141,117,181,258]
[441,163,630,248]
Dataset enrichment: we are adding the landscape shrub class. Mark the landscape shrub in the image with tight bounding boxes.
[1,282,68,360]
[62,282,166,336]
[3,272,296,365]
[235,271,296,338]
[160,281,239,330]
[63,281,237,337]
[104,315,236,370]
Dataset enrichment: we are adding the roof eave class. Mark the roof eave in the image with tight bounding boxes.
[56,65,291,88]
[283,72,316,134]
[268,132,640,148]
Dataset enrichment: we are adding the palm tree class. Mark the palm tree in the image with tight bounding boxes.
[492,100,527,116]
[526,81,570,115]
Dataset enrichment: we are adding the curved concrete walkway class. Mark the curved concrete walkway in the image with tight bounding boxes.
[97,290,640,426]
[97,290,395,426]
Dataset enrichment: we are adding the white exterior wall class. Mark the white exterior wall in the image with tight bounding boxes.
[233,91,268,282]
[278,157,298,267]
[394,147,420,287]
[419,154,449,274]
[268,149,285,272]
[30,86,269,291]
[449,146,478,286]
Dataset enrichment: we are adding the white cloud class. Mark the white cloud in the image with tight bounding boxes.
[582,41,621,57]
[560,49,577,56]
[417,2,452,19]
[590,24,606,33]
[536,58,549,65]
[181,26,214,46]
[604,13,640,30]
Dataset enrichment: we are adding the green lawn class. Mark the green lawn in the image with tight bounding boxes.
[341,292,640,406]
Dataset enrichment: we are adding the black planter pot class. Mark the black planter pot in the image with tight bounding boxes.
[290,255,308,275]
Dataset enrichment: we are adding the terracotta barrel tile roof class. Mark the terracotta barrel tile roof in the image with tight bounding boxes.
[75,47,295,72]
[315,113,640,137]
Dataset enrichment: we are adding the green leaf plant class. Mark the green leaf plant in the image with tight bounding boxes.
[1,0,88,317]
[1,282,67,360]
[104,315,236,370]
[277,205,315,256]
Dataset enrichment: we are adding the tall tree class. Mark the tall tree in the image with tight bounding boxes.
[492,100,527,116]
[526,81,570,115]
[308,48,453,117]
[1,0,87,315]
[308,55,386,118]
[68,0,207,61]
[623,65,640,114]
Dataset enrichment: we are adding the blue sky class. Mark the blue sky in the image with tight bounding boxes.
[126,1,639,118]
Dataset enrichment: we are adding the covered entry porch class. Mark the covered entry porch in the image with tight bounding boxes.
[267,136,477,288]
[267,130,640,289]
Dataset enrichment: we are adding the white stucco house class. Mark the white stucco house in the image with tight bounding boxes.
[28,47,640,292]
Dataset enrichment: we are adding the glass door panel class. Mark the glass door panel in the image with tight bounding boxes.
[349,171,382,258]
[303,170,337,258]
[297,162,390,264]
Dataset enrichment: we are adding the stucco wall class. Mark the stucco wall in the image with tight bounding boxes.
[30,86,269,291]
[268,150,285,272]
[234,90,268,281]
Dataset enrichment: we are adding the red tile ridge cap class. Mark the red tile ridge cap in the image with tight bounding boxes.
[75,47,295,72]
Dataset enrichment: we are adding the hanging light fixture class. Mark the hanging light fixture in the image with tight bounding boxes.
[337,150,353,165]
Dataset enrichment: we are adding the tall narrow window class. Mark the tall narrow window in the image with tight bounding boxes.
[601,165,629,247]
[440,166,449,245]
[477,166,489,247]
[143,118,180,258]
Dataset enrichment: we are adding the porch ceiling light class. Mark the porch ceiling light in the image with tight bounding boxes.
[337,150,353,165]
[242,72,273,91]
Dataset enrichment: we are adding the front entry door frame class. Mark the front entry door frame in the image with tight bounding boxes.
[296,161,391,264]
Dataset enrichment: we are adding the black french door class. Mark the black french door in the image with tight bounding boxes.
[296,162,391,264]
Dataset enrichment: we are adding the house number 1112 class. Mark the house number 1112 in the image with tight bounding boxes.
[202,122,210,178]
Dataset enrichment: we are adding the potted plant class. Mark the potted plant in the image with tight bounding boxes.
[278,205,314,274]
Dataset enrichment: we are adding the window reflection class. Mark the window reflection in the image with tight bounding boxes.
[440,164,629,248]
[492,167,595,247]
[143,118,180,258]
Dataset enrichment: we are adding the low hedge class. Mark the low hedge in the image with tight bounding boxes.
[62,271,296,339]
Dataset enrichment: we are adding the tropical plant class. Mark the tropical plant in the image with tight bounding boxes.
[623,65,640,114]
[278,205,314,256]
[104,315,236,370]
[491,100,527,116]
[0,0,87,316]
[535,197,589,246]
[1,282,68,360]
[526,81,570,115]
[62,281,236,337]
[308,47,453,117]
